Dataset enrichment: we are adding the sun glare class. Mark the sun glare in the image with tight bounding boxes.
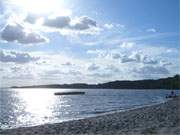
[13,0,65,14]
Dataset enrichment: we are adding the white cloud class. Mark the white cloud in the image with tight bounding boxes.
[159,60,172,67]
[134,66,170,76]
[111,51,159,65]
[146,28,157,33]
[0,47,178,87]
[105,65,120,73]
[26,14,97,32]
[0,0,179,86]
[112,53,121,59]
[0,50,40,63]
[120,55,135,63]
[61,62,73,66]
[104,23,114,29]
[38,15,101,39]
[25,13,43,24]
[70,16,96,30]
[89,73,112,78]
[0,2,100,46]
[87,63,99,71]
[106,32,176,45]
[120,42,135,49]
[143,57,158,64]
[115,24,125,28]
[0,1,5,14]
[87,49,108,58]
[43,16,71,29]
[0,23,48,44]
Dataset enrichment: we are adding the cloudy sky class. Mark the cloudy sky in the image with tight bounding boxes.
[0,0,179,87]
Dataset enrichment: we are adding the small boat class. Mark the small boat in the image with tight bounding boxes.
[54,91,85,96]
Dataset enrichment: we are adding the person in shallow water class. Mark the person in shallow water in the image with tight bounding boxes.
[166,91,177,98]
[171,91,175,95]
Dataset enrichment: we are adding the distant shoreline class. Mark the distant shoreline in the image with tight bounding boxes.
[2,97,180,135]
[11,75,180,89]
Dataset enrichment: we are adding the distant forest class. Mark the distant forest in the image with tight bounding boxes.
[12,75,180,89]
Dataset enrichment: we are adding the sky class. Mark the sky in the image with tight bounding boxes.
[0,0,179,87]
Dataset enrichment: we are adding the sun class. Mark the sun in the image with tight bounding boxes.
[13,0,65,14]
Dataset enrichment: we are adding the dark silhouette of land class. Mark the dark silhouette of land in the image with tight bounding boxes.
[12,75,180,89]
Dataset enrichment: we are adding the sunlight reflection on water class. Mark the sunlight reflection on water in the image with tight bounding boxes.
[17,89,55,125]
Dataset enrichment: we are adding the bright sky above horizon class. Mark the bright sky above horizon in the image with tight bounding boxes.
[0,0,179,87]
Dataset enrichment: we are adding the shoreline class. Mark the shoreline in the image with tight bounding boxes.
[1,97,180,135]
[1,99,166,130]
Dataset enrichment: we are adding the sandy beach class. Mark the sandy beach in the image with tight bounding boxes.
[1,97,180,135]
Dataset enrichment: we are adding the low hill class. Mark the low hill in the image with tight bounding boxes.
[12,75,180,89]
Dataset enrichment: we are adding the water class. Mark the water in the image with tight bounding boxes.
[0,88,179,129]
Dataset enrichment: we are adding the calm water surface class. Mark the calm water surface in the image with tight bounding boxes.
[0,88,179,129]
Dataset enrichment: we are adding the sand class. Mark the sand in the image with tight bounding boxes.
[1,97,180,135]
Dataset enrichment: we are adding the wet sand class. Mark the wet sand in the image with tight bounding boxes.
[1,97,180,135]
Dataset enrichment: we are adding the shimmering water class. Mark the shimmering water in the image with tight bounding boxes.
[0,88,179,129]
